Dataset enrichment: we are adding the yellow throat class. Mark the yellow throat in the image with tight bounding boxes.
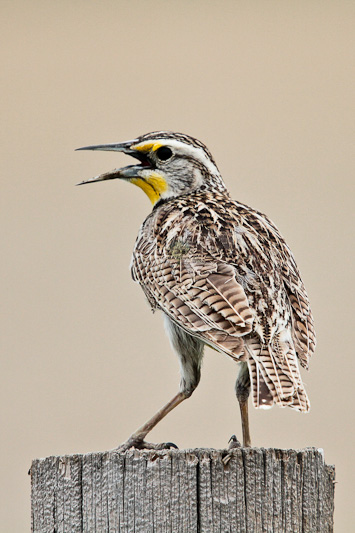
[131,172,168,205]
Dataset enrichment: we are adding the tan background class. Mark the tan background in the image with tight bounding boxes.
[1,1,354,530]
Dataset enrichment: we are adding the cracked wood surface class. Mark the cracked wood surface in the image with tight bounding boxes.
[31,447,335,533]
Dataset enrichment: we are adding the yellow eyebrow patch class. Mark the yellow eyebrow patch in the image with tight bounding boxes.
[133,142,163,153]
[131,172,168,205]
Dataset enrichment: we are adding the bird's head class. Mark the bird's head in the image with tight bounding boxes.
[76,131,226,205]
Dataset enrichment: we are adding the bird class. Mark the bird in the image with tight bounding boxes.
[77,131,316,450]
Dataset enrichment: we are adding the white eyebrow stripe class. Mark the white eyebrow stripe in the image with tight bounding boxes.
[133,138,220,177]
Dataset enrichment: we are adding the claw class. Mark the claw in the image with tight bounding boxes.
[228,434,242,449]
[222,435,242,466]
[115,438,178,452]
[162,441,179,450]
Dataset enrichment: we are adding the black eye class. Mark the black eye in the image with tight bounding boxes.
[156,146,173,161]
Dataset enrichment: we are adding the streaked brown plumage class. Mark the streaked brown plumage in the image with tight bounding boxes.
[132,190,315,411]
[77,131,316,449]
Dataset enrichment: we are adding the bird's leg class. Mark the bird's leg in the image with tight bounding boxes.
[117,317,205,452]
[118,391,188,451]
[235,362,252,447]
[239,398,251,447]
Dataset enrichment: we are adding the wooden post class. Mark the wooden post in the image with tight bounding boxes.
[31,447,335,532]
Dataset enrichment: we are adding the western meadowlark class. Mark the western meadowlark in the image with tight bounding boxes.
[77,131,316,449]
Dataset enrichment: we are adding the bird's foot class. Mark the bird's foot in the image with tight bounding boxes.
[115,436,178,453]
[222,435,242,466]
[228,434,242,450]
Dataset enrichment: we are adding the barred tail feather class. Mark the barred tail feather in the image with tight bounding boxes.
[245,333,310,412]
[248,357,274,408]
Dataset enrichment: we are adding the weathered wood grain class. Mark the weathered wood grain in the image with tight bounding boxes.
[31,448,335,532]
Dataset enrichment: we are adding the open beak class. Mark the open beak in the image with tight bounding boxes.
[75,140,150,185]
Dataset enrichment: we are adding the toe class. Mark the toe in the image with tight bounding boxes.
[228,435,241,449]
[115,439,179,452]
[154,441,179,450]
